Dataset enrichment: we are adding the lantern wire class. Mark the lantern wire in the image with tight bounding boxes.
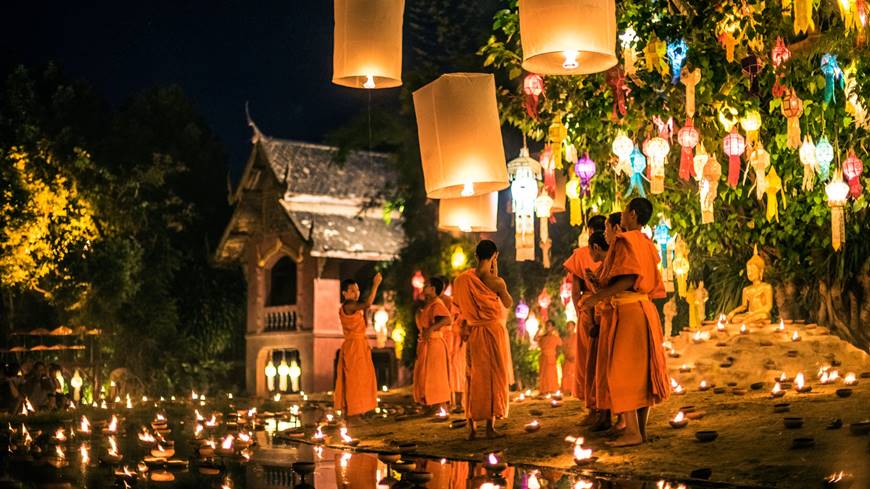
[368,90,373,171]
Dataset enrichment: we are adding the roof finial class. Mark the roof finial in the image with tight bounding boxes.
[245,102,264,143]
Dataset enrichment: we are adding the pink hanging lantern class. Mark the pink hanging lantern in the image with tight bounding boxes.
[843,150,865,198]
[677,118,700,181]
[574,152,597,196]
[722,127,746,187]
[515,299,530,338]
[411,270,425,300]
[523,74,545,120]
[537,288,552,323]
[559,275,572,305]
[540,145,557,194]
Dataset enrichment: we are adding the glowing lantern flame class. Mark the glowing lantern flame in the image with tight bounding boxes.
[139,429,156,443]
[673,412,685,423]
[740,324,748,334]
[55,429,67,442]
[575,481,594,489]
[340,452,352,468]
[699,380,708,389]
[55,445,65,461]
[107,415,118,433]
[791,331,800,341]
[780,372,788,382]
[313,425,325,440]
[80,444,89,465]
[205,415,218,428]
[844,373,857,385]
[794,372,806,391]
[488,453,499,465]
[573,443,592,461]
[155,413,166,422]
[221,434,234,451]
[108,436,120,457]
[340,427,354,443]
[772,382,782,395]
[777,320,785,332]
[436,406,448,418]
[80,416,91,433]
[195,410,204,422]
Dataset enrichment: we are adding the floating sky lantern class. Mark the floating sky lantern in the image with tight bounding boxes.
[518,0,618,75]
[332,0,404,89]
[826,169,850,251]
[414,73,508,198]
[782,90,804,149]
[666,39,688,84]
[643,136,670,194]
[628,146,647,197]
[722,127,746,187]
[843,150,864,198]
[438,192,499,233]
[678,118,700,181]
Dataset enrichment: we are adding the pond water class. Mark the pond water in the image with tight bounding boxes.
[0,406,732,489]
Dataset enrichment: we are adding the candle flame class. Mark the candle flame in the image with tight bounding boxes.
[55,445,65,460]
[794,372,806,390]
[108,435,120,456]
[80,444,89,465]
[107,415,118,433]
[123,465,134,476]
[340,452,351,468]
[791,330,800,341]
[562,50,579,69]
[340,427,353,443]
[527,472,541,489]
[80,416,91,433]
[221,434,234,450]
[205,415,218,427]
[155,413,166,422]
[574,480,594,489]
[699,380,708,389]
[844,372,857,385]
[573,444,592,460]
[772,382,782,394]
[195,409,204,422]
[238,432,251,443]
[673,411,685,423]
[777,320,785,331]
[125,395,132,409]
[740,324,748,334]
[54,428,66,442]
[461,181,475,197]
[437,406,448,417]
[138,428,156,443]
[780,372,787,382]
[313,425,324,440]
[826,471,850,483]
[363,74,376,89]
[488,453,499,465]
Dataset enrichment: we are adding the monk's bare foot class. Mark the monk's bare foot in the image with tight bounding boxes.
[605,432,643,447]
[485,428,504,439]
[578,411,598,426]
[589,416,612,432]
[467,421,477,441]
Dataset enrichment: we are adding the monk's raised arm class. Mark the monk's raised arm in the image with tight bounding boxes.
[345,272,383,313]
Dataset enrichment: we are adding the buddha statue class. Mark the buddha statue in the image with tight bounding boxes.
[726,246,773,324]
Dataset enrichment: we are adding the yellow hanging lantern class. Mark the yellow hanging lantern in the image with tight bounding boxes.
[701,154,722,224]
[764,165,785,222]
[825,169,850,251]
[799,136,818,191]
[740,110,762,147]
[332,0,404,89]
[718,103,739,131]
[686,283,700,330]
[438,192,498,232]
[793,0,815,35]
[672,239,690,297]
[518,0,618,75]
[413,73,509,198]
[451,247,467,270]
[548,117,568,169]
[565,178,583,226]
[644,33,669,77]
[619,28,639,75]
[680,67,701,117]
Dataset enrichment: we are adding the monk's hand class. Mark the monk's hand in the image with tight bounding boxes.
[372,272,383,286]
[491,252,500,276]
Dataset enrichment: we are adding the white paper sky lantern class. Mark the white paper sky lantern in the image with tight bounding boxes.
[414,73,509,199]
[332,0,404,89]
[438,192,499,233]
[519,0,618,75]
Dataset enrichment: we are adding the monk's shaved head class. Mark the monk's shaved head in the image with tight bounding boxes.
[627,197,653,225]
[475,240,498,260]
[587,215,606,233]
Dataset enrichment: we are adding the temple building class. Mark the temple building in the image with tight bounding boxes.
[214,122,404,397]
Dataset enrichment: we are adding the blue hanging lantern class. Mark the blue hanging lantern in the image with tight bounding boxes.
[815,136,834,181]
[653,218,671,269]
[628,146,647,197]
[820,54,844,105]
[666,39,689,84]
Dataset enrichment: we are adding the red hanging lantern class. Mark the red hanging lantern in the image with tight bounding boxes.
[411,271,425,300]
[560,275,572,305]
[677,118,700,181]
[523,73,545,120]
[843,150,865,198]
[537,288,552,323]
[722,127,746,187]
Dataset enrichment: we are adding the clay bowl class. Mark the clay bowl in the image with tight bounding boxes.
[827,419,844,430]
[378,453,401,464]
[405,471,433,484]
[669,418,689,429]
[836,388,853,398]
[397,442,417,454]
[713,387,727,394]
[726,381,738,387]
[695,431,718,443]
[449,419,467,430]
[787,351,798,358]
[573,456,599,466]
[849,421,870,435]
[860,372,870,379]
[773,403,791,413]
[791,437,815,449]
[679,405,696,413]
[686,411,705,420]
[750,382,765,391]
[783,417,804,429]
[392,462,415,474]
[529,409,544,416]
[293,462,316,476]
[732,388,747,396]
[524,422,541,433]
[690,468,713,480]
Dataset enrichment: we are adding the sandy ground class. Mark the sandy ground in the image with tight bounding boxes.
[313,322,870,489]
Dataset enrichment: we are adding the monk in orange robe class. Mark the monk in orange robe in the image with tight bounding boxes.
[413,277,453,408]
[581,198,670,446]
[441,284,467,410]
[453,240,513,439]
[536,320,562,394]
[334,273,382,422]
[560,321,577,396]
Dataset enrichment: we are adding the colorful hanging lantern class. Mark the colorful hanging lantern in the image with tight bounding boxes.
[644,33,668,77]
[559,275,572,305]
[611,131,634,176]
[741,55,762,95]
[540,144,556,195]
[537,288,552,323]
[565,178,582,226]
[628,146,647,197]
[718,104,739,131]
[825,169,850,251]
[332,0,404,89]
[680,67,701,117]
[815,137,835,181]
[414,73,508,198]
[722,127,746,187]
[565,143,578,164]
[843,150,865,198]
[605,66,629,119]
[411,271,425,300]
[693,142,709,183]
[508,147,541,261]
[793,0,815,35]
[666,39,688,84]
[548,117,568,169]
[653,218,671,269]
[771,37,792,98]
[764,166,785,222]
[799,136,818,191]
[820,54,845,105]
[515,299,530,338]
[523,74,545,120]
[619,28,639,75]
[575,153,597,196]
[739,110,762,148]
[781,90,804,149]
[677,118,700,181]
[536,193,554,268]
[749,144,771,200]
[438,192,499,232]
[701,155,722,224]
[518,0,618,75]
[643,136,670,194]
[672,239,689,297]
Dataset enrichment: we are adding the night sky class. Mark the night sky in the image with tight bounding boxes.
[1,0,401,178]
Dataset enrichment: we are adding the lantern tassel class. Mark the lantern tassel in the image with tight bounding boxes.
[786,117,802,149]
[628,172,646,197]
[570,198,582,226]
[728,155,741,187]
[680,147,694,181]
[831,206,844,251]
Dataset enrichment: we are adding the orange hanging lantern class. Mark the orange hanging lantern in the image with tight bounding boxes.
[437,192,498,232]
[414,73,509,198]
[722,127,745,187]
[643,136,670,194]
[781,90,803,149]
[518,0,618,75]
[332,0,404,89]
[677,118,700,181]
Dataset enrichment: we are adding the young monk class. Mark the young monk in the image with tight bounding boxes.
[560,321,577,396]
[334,273,382,423]
[581,198,670,447]
[440,278,467,411]
[563,216,605,417]
[583,231,612,431]
[535,319,562,394]
[452,240,513,440]
[413,277,453,410]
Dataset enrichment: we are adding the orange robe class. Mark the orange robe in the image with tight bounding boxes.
[598,230,671,413]
[413,298,452,406]
[333,305,377,417]
[443,295,466,394]
[537,330,561,393]
[563,247,601,405]
[335,452,377,489]
[452,269,510,421]
[560,331,577,396]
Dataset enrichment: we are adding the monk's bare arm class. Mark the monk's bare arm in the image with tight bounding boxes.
[479,273,513,309]
[581,275,637,308]
[571,274,583,306]
[429,315,451,332]
[344,272,383,313]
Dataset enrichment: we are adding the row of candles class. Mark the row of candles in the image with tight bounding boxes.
[688,317,813,343]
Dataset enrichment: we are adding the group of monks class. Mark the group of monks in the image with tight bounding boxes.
[334,197,669,447]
